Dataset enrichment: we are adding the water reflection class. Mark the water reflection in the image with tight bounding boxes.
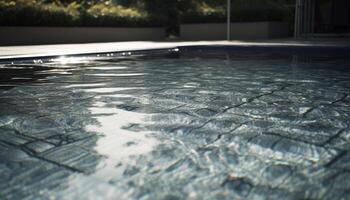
[0,51,350,199]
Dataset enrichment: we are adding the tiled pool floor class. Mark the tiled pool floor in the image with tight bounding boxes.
[0,50,350,199]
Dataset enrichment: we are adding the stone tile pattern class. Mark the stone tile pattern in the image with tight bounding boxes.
[0,53,350,199]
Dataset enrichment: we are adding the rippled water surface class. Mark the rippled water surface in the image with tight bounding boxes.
[1,50,350,200]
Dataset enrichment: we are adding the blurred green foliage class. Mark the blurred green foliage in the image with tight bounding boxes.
[0,0,294,30]
[0,0,160,27]
[181,0,294,23]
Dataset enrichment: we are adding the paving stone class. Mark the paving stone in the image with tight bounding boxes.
[0,128,33,145]
[0,142,30,162]
[261,164,292,187]
[25,141,55,153]
[273,138,338,164]
[40,144,102,174]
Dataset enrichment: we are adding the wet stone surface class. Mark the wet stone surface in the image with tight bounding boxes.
[0,51,350,199]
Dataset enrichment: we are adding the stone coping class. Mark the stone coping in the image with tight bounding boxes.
[1,40,350,61]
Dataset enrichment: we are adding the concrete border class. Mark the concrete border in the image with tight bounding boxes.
[1,40,350,62]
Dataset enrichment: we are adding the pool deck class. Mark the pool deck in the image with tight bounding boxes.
[1,39,350,60]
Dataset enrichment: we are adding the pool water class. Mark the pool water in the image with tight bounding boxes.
[0,50,350,199]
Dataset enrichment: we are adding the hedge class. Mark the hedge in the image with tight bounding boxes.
[0,0,162,27]
[0,0,293,27]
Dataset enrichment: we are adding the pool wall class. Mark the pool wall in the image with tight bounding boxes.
[0,27,166,46]
[180,22,290,40]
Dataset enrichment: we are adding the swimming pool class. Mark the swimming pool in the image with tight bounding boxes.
[0,47,350,199]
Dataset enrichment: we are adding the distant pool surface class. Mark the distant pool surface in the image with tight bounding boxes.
[0,48,350,200]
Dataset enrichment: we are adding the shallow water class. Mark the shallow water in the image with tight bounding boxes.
[0,50,350,199]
